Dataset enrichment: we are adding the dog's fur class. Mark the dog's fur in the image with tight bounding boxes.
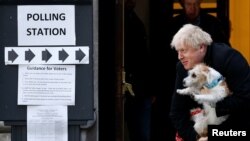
[177,63,231,137]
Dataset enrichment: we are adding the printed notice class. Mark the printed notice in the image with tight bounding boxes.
[18,5,76,46]
[18,65,75,105]
[27,106,68,141]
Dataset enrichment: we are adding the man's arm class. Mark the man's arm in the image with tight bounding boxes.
[216,48,250,117]
[169,63,200,141]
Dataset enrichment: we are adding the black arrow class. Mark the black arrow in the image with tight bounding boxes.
[8,49,18,63]
[42,49,52,62]
[25,49,35,62]
[59,49,69,62]
[76,48,85,62]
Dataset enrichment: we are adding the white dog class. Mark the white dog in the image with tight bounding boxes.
[177,63,231,137]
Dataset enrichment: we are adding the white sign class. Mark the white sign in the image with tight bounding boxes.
[18,5,76,46]
[5,47,89,65]
[18,65,75,105]
[27,106,68,141]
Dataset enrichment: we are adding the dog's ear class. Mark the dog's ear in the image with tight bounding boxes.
[200,65,213,84]
[205,67,222,84]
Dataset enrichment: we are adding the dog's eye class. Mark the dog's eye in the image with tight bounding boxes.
[192,73,196,78]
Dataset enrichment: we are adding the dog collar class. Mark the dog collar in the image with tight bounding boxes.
[204,75,224,89]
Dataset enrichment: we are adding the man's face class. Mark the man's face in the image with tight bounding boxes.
[183,0,200,21]
[176,44,205,70]
[125,0,136,10]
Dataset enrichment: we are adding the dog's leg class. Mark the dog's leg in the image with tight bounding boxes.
[198,137,208,141]
[193,116,208,137]
[177,87,193,95]
[203,103,229,125]
[193,93,225,104]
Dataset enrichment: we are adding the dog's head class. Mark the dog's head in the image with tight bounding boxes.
[183,63,222,89]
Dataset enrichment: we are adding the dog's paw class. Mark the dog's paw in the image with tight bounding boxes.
[176,89,183,94]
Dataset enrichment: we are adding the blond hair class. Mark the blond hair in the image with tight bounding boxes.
[170,24,212,50]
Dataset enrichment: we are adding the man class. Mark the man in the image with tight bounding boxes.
[124,0,153,141]
[169,24,250,141]
[155,1,229,140]
[170,0,230,45]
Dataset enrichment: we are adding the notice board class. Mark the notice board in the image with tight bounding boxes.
[0,3,94,124]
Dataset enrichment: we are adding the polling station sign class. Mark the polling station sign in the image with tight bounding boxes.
[18,5,76,46]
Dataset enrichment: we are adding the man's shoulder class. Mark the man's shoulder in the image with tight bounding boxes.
[171,14,186,30]
[209,43,236,64]
[200,12,221,23]
[172,13,185,21]
[211,43,233,54]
